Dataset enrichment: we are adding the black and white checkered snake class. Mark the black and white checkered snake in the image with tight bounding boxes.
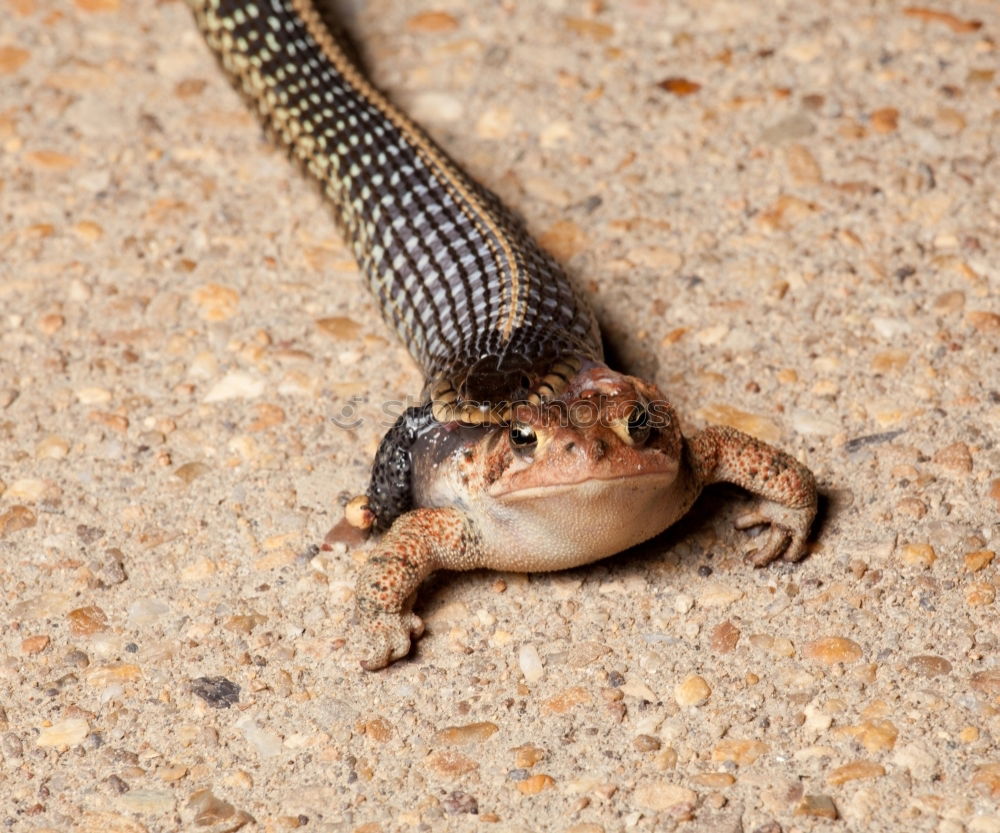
[188,0,602,419]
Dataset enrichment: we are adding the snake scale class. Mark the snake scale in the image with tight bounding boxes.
[188,0,600,407]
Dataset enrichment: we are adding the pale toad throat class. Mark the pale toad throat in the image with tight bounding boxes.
[410,365,694,568]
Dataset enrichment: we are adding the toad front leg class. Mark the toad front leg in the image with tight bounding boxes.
[355,507,480,670]
[686,425,818,565]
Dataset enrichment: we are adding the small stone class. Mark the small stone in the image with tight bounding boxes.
[75,0,120,10]
[89,411,129,433]
[620,678,656,701]
[892,743,939,780]
[68,605,109,635]
[827,760,885,785]
[316,316,362,340]
[191,284,239,321]
[896,497,927,519]
[0,505,37,538]
[543,686,591,713]
[105,774,130,794]
[247,403,285,431]
[442,791,478,815]
[74,220,104,241]
[65,649,90,668]
[187,788,235,825]
[633,735,661,752]
[522,175,571,206]
[224,613,267,635]
[474,106,514,140]
[695,403,782,443]
[518,643,544,682]
[959,726,980,744]
[158,765,187,782]
[27,149,77,170]
[712,739,768,765]
[654,747,679,770]
[900,543,937,568]
[752,823,782,833]
[967,583,996,606]
[674,675,711,707]
[626,246,683,271]
[426,749,478,777]
[755,195,819,231]
[968,311,1000,333]
[409,91,463,123]
[3,478,55,501]
[697,583,744,607]
[38,313,64,334]
[692,772,735,788]
[21,635,50,654]
[657,77,701,96]
[513,745,545,768]
[235,717,282,759]
[37,717,89,748]
[361,718,393,742]
[539,220,586,262]
[795,794,838,820]
[710,620,740,652]
[0,388,17,409]
[432,722,498,746]
[566,825,605,833]
[566,641,611,667]
[965,550,995,572]
[933,441,973,472]
[972,764,1000,799]
[634,781,698,811]
[902,6,982,32]
[77,524,105,544]
[173,461,211,484]
[871,349,909,373]
[2,733,23,759]
[909,655,952,677]
[785,144,822,184]
[75,811,148,833]
[76,386,112,404]
[539,120,573,148]
[516,774,555,795]
[253,547,297,570]
[0,45,30,74]
[870,108,899,133]
[565,17,614,39]
[190,676,240,708]
[127,598,170,626]
[406,10,458,32]
[673,593,694,613]
[968,818,1000,833]
[839,720,898,752]
[204,372,265,402]
[761,112,815,144]
[120,790,175,814]
[85,664,141,686]
[802,637,862,664]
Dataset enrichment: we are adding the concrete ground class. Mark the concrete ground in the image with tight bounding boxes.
[1,0,998,831]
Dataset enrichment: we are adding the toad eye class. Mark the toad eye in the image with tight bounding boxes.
[508,421,537,451]
[626,404,651,443]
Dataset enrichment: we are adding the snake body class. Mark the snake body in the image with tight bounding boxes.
[189,0,602,409]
